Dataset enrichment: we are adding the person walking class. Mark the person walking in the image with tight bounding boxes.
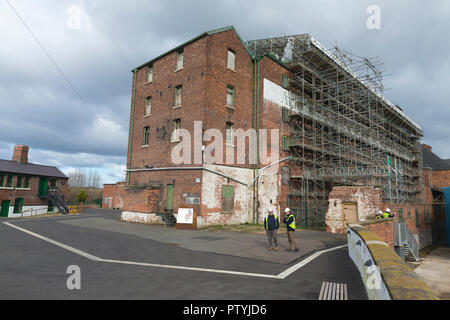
[264,207,279,251]
[283,208,299,252]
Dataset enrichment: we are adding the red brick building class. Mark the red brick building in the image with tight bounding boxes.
[0,145,69,217]
[119,26,425,232]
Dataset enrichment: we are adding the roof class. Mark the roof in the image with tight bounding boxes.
[132,26,252,71]
[422,146,450,170]
[0,159,68,179]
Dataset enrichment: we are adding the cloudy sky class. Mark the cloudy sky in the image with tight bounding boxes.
[1,0,449,184]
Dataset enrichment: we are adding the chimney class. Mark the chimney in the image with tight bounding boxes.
[12,145,29,164]
[422,144,432,152]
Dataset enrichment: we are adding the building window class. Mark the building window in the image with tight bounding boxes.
[24,176,30,189]
[13,198,23,214]
[172,119,181,142]
[176,49,184,70]
[282,107,289,122]
[226,85,235,107]
[415,208,420,227]
[222,185,235,214]
[143,126,150,146]
[145,96,152,116]
[282,136,290,151]
[6,175,13,188]
[174,85,182,108]
[147,65,153,83]
[226,122,234,146]
[16,176,24,188]
[227,49,235,70]
[0,174,6,187]
[282,74,289,89]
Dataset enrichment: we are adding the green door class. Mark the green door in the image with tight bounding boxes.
[166,184,173,210]
[38,177,48,197]
[1,200,11,217]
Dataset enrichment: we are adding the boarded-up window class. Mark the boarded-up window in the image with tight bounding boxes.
[222,185,234,214]
[227,49,235,70]
[415,208,420,227]
[281,166,291,186]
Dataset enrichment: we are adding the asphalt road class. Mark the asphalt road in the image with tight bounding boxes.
[0,209,368,300]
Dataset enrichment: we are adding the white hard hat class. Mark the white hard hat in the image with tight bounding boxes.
[377,211,383,215]
[386,208,391,213]
[285,208,291,213]
[268,207,274,212]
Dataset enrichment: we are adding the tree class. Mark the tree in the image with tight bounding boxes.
[77,189,88,204]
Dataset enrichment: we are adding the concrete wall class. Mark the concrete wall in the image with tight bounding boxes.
[348,224,438,300]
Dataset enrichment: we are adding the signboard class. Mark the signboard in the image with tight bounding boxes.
[69,206,77,214]
[177,208,194,224]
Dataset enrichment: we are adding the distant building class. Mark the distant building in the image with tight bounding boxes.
[0,145,69,217]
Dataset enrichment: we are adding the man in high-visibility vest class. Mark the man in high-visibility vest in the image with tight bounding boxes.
[383,208,391,219]
[264,207,280,251]
[283,208,299,252]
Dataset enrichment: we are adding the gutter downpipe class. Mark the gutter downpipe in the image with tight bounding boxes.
[254,57,261,223]
[127,69,137,184]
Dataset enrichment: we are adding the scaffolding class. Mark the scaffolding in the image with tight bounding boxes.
[246,34,423,230]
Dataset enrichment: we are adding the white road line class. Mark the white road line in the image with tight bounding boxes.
[2,221,347,280]
[2,222,102,262]
[276,244,348,279]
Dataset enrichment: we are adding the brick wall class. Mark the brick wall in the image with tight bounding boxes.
[431,170,450,189]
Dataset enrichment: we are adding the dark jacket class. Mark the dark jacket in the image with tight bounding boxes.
[264,214,279,231]
[283,214,295,231]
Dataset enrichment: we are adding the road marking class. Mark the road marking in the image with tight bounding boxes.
[276,244,348,279]
[2,221,347,280]
[2,222,102,262]
[318,281,348,300]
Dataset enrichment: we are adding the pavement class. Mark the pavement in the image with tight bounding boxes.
[0,209,367,300]
[414,247,450,300]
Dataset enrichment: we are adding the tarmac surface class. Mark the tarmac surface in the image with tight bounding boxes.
[0,209,368,300]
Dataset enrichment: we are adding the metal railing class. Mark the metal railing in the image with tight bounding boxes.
[394,221,419,261]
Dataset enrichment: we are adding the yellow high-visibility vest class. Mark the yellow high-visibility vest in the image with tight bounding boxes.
[265,213,278,229]
[287,213,296,230]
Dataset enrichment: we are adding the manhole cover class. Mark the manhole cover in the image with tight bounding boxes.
[193,236,227,241]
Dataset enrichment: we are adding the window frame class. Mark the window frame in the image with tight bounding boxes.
[176,50,184,71]
[6,175,14,188]
[142,126,150,146]
[145,96,152,116]
[282,136,290,151]
[282,107,289,122]
[147,65,153,83]
[0,174,5,188]
[171,119,181,142]
[174,85,182,108]
[226,85,235,108]
[282,74,289,89]
[227,49,235,70]
[13,198,23,214]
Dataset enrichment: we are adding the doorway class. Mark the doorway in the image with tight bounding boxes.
[166,184,173,210]
[38,177,48,197]
[342,202,358,233]
[1,200,11,217]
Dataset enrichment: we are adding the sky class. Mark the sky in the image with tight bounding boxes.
[1,0,449,184]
